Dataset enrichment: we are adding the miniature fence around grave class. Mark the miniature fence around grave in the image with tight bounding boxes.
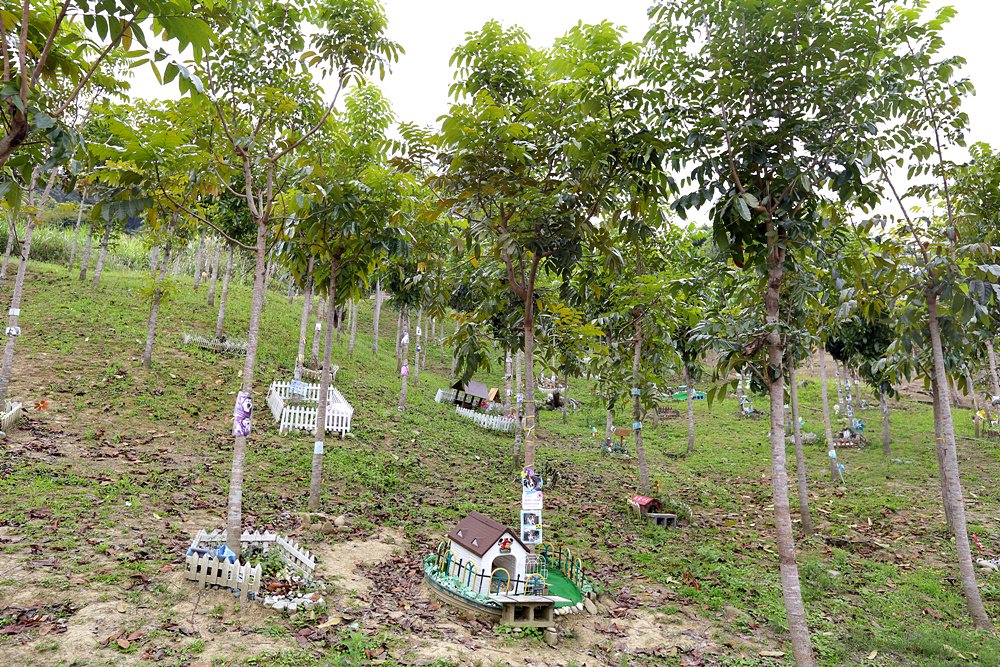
[266,381,353,436]
[1,400,23,434]
[299,365,339,383]
[429,541,592,601]
[185,529,318,602]
[182,332,248,355]
[435,388,457,403]
[456,405,515,433]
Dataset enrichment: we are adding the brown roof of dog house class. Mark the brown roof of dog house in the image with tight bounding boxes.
[448,511,526,558]
[450,379,490,400]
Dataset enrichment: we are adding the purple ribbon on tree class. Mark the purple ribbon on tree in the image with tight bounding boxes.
[233,391,252,437]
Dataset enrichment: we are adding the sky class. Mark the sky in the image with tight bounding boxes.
[134,0,999,152]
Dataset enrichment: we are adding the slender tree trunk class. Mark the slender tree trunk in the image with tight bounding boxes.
[763,234,816,667]
[511,349,524,459]
[931,375,953,531]
[632,311,648,493]
[422,315,429,371]
[149,246,160,273]
[503,350,512,411]
[225,219,268,558]
[395,309,403,371]
[142,244,172,368]
[398,309,410,411]
[0,222,14,283]
[986,339,1000,398]
[78,223,93,282]
[67,191,86,272]
[295,257,315,380]
[260,259,275,313]
[562,375,569,424]
[684,366,695,454]
[215,246,234,340]
[818,347,838,483]
[789,363,813,536]
[309,274,337,510]
[0,171,56,404]
[207,240,221,306]
[311,297,324,369]
[449,320,459,382]
[835,360,846,416]
[852,371,861,411]
[927,290,994,630]
[880,389,891,456]
[413,308,422,385]
[286,274,294,304]
[90,219,113,287]
[336,303,343,345]
[522,268,540,469]
[348,299,359,358]
[372,281,382,354]
[193,229,206,290]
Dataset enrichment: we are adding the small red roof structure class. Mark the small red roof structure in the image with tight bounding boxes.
[630,495,663,514]
[448,511,526,558]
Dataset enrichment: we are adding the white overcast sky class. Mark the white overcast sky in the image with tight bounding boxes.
[135,0,999,151]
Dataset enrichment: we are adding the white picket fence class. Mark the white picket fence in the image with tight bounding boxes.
[1,401,22,434]
[456,405,516,433]
[267,381,353,436]
[185,553,263,602]
[190,528,317,574]
[435,388,457,403]
[182,332,247,355]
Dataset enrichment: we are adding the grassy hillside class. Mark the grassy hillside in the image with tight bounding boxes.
[0,261,997,667]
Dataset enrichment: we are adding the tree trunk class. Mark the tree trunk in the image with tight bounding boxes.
[789,363,813,536]
[562,376,569,424]
[522,269,540,469]
[348,298,359,358]
[395,309,403,371]
[449,320,459,382]
[225,220,268,558]
[931,374,953,531]
[503,350,512,412]
[422,315,429,371]
[852,371,861,412]
[90,219,113,287]
[311,297,324,369]
[413,308,422,386]
[0,216,37,404]
[372,281,382,354]
[142,244,171,368]
[0,221,14,283]
[835,360,846,416]
[986,339,1000,398]
[398,309,410,411]
[632,312,648,493]
[295,256,315,380]
[684,366,695,454]
[286,274,295,304]
[880,390,891,456]
[336,303,343,345]
[207,240,221,306]
[511,350,524,460]
[818,346,838,483]
[926,290,994,630]
[309,273,338,510]
[763,233,816,667]
[67,192,86,272]
[193,229,206,289]
[149,246,160,273]
[78,223,93,282]
[215,246,234,340]
[0,171,56,404]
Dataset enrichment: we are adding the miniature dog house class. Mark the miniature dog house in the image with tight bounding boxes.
[447,511,529,594]
[629,495,676,528]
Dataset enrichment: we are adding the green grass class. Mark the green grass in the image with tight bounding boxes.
[0,259,996,666]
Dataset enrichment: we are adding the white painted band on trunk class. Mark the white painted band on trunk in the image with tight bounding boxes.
[8,308,18,316]
[314,441,324,455]
[315,322,322,331]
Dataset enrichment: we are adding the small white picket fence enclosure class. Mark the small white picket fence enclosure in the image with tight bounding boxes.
[182,332,247,355]
[267,381,353,436]
[1,401,23,434]
[300,365,339,383]
[456,405,515,433]
[185,529,317,602]
[435,388,457,403]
